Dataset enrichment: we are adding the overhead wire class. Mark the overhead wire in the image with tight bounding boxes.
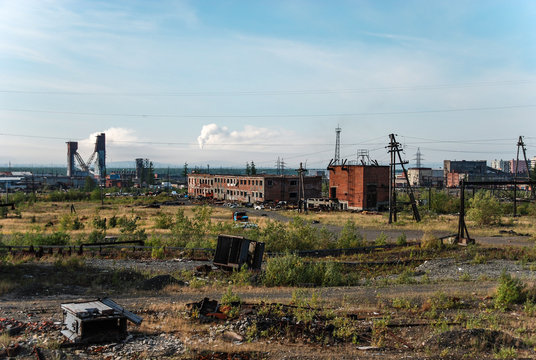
[2,103,536,119]
[1,79,534,97]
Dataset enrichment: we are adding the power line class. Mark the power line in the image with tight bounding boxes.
[2,103,536,119]
[1,79,534,97]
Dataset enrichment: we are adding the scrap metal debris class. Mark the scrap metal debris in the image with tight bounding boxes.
[61,298,142,343]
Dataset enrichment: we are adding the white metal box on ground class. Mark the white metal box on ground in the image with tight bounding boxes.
[61,298,142,343]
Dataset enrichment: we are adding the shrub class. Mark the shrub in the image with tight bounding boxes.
[375,232,387,246]
[108,215,117,228]
[263,254,345,287]
[92,216,107,230]
[59,214,84,231]
[396,233,407,246]
[337,220,364,248]
[467,191,502,226]
[87,230,105,243]
[154,212,174,229]
[495,271,526,310]
[420,232,442,250]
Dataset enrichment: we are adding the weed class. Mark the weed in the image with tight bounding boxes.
[495,271,526,311]
[375,232,387,246]
[331,316,359,343]
[220,286,241,318]
[371,317,389,348]
[524,299,536,316]
[396,268,416,284]
[471,253,488,264]
[337,220,364,248]
[0,333,11,347]
[459,272,471,281]
[421,232,442,250]
[391,297,415,310]
[230,265,253,286]
[494,347,517,360]
[154,212,174,229]
[396,233,407,246]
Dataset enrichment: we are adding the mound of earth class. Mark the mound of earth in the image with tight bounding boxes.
[423,329,525,352]
[140,274,185,290]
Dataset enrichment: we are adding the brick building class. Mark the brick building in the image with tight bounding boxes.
[327,164,389,210]
[187,173,322,203]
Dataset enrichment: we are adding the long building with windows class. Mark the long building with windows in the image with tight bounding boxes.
[187,173,322,203]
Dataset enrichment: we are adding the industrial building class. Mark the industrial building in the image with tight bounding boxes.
[187,173,322,203]
[326,163,389,210]
[444,160,513,187]
[67,133,106,179]
[407,168,444,187]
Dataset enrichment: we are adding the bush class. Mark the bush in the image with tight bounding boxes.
[87,230,105,243]
[421,232,442,250]
[375,232,387,246]
[467,191,502,226]
[396,233,407,246]
[495,271,526,310]
[92,216,107,230]
[154,212,174,229]
[430,190,460,214]
[263,254,345,287]
[337,220,364,248]
[59,214,84,231]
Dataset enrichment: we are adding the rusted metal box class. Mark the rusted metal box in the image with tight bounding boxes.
[213,234,264,270]
[61,298,142,343]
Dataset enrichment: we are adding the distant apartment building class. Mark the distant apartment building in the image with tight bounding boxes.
[326,164,389,210]
[491,159,510,173]
[187,173,322,203]
[509,159,529,175]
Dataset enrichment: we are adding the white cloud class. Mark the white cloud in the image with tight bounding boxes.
[197,124,282,149]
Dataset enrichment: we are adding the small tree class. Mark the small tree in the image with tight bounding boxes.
[245,162,251,176]
[467,191,502,226]
[251,161,257,175]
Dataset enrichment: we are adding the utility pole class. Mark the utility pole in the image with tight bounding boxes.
[388,134,421,223]
[296,162,307,213]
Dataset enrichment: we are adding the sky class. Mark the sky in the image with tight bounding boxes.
[1,0,536,169]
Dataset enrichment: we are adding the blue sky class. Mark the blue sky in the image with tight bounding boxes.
[1,0,535,168]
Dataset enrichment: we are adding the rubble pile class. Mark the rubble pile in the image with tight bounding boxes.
[87,333,185,358]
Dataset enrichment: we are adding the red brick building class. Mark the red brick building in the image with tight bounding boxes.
[187,173,322,203]
[327,164,389,210]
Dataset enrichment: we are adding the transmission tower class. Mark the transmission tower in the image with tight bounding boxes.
[413,147,424,168]
[334,126,341,165]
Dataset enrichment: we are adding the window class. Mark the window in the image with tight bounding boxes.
[290,180,297,186]
[260,180,263,186]
[259,193,263,198]
[289,192,297,198]
[267,180,273,186]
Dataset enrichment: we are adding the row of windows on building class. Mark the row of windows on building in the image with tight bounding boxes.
[189,177,264,187]
[214,188,263,198]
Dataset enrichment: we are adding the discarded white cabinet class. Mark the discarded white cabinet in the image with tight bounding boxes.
[61,298,142,343]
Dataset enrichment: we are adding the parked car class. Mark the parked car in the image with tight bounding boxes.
[254,204,264,210]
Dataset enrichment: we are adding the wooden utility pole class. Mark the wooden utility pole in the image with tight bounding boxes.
[388,134,421,223]
[297,162,307,213]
